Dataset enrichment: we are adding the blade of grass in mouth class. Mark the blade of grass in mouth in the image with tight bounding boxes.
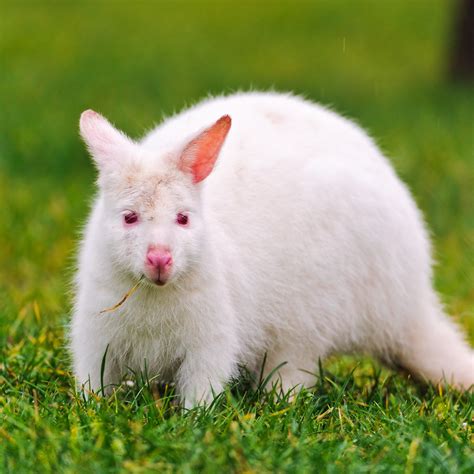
[99,275,145,314]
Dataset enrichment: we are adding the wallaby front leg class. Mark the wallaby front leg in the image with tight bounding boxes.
[176,343,238,408]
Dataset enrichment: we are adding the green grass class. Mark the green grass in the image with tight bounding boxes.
[1,1,473,472]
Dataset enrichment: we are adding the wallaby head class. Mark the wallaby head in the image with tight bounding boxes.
[79,110,231,287]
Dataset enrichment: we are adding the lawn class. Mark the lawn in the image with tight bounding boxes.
[1,1,473,472]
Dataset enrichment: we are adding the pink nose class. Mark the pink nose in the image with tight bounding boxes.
[145,247,173,283]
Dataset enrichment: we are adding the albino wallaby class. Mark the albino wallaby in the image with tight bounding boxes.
[71,92,473,406]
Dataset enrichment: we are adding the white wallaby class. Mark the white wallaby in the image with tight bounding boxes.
[71,92,473,406]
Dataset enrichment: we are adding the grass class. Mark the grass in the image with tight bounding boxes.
[1,0,473,472]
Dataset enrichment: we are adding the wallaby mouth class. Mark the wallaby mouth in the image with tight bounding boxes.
[143,272,169,287]
[153,277,168,287]
[145,268,170,287]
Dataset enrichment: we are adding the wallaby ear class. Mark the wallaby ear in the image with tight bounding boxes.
[179,115,232,183]
[79,109,135,169]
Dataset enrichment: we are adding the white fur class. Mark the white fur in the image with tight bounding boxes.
[71,92,473,406]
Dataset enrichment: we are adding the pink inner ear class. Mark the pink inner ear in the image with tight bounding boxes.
[179,115,232,183]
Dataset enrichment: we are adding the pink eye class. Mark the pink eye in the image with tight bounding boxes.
[123,211,139,225]
[176,213,189,226]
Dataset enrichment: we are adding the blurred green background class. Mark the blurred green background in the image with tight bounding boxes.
[1,1,473,471]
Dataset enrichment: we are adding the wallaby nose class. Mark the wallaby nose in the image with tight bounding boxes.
[145,246,173,285]
[146,246,172,271]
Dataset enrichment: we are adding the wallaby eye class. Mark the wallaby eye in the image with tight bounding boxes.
[123,211,139,225]
[176,213,189,226]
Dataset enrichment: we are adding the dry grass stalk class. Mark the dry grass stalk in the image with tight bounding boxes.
[100,276,144,314]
